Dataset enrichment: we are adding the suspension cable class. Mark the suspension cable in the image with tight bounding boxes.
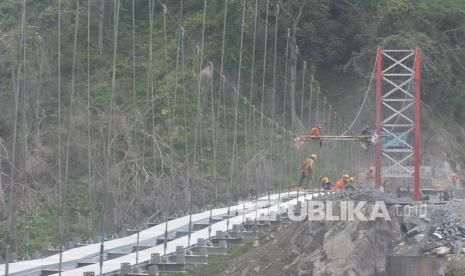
[247,0,258,186]
[87,0,93,242]
[229,0,246,216]
[270,4,279,203]
[100,1,120,274]
[341,58,376,135]
[132,0,142,267]
[259,0,270,151]
[56,0,63,272]
[300,61,307,123]
[21,0,29,258]
[62,0,80,254]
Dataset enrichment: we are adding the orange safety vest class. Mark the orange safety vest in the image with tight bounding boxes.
[310,127,320,137]
[336,179,345,189]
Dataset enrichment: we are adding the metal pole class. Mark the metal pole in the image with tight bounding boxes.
[413,48,421,201]
[375,48,383,190]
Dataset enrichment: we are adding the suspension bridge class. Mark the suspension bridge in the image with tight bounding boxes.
[0,0,422,275]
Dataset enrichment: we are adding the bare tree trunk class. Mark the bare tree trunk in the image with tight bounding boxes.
[98,0,104,55]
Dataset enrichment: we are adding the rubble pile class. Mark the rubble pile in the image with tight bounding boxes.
[420,208,465,256]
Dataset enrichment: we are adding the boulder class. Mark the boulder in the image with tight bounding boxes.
[433,246,451,256]
[413,234,425,243]
[252,240,259,247]
[407,226,423,237]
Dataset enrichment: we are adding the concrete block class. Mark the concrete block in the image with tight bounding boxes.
[150,253,162,264]
[154,263,185,273]
[147,264,159,276]
[185,254,208,265]
[120,262,131,274]
[215,230,226,239]
[175,246,186,264]
[197,238,206,246]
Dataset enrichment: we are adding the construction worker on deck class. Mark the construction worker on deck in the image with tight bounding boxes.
[335,174,349,190]
[345,176,355,189]
[320,177,334,190]
[310,123,322,148]
[299,154,317,187]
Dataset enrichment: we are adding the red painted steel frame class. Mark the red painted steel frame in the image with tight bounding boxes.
[413,48,421,201]
[375,48,383,189]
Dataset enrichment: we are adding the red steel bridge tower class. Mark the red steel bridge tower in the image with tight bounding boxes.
[375,49,422,201]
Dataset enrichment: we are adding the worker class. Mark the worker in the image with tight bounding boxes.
[335,174,349,189]
[345,176,355,189]
[365,166,374,182]
[360,126,374,151]
[349,176,355,187]
[451,173,459,187]
[320,177,334,190]
[310,123,322,148]
[379,184,385,193]
[298,154,317,187]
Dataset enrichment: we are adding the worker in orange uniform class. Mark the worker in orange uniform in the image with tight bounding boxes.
[298,154,317,187]
[310,123,322,148]
[335,174,349,190]
[451,173,459,187]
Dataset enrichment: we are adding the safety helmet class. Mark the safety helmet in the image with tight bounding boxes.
[349,176,354,182]
[322,177,329,183]
[316,123,322,129]
[310,154,317,160]
[343,174,349,179]
[369,166,375,172]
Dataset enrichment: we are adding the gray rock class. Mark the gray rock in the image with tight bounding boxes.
[433,246,451,256]
[452,240,462,254]
[413,234,425,243]
[407,226,423,237]
[252,240,259,247]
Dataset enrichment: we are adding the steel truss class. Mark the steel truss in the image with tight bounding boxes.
[375,49,421,201]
